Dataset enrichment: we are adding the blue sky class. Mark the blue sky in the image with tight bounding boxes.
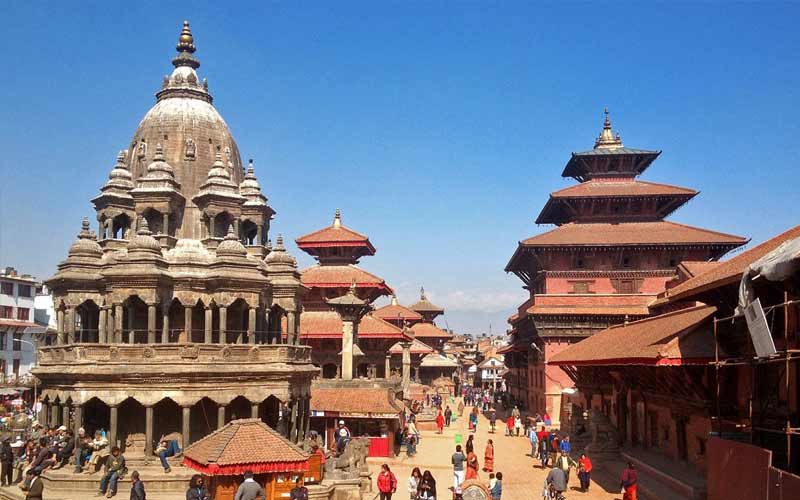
[1,2,798,335]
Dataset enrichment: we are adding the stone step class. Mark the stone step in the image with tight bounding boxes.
[41,464,194,493]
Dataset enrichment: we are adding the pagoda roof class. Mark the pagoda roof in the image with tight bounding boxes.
[299,311,409,340]
[373,297,424,323]
[522,293,654,319]
[420,353,459,368]
[409,287,445,315]
[410,322,453,339]
[295,209,376,255]
[182,418,309,476]
[506,221,746,272]
[677,260,721,279]
[548,305,718,366]
[300,264,393,294]
[389,338,435,355]
[310,387,403,417]
[662,224,800,304]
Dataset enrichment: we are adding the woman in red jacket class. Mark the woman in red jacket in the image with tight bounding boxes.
[377,463,398,500]
[436,410,445,434]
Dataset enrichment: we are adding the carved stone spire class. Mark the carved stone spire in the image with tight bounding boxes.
[594,107,623,149]
[173,20,199,69]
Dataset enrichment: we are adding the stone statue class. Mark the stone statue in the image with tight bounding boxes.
[185,138,196,160]
[324,437,369,478]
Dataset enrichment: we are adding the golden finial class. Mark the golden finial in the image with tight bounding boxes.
[177,21,196,53]
[333,208,342,228]
[349,278,357,295]
[594,107,623,149]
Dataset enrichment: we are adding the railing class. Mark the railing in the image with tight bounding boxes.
[66,329,287,345]
[38,342,312,365]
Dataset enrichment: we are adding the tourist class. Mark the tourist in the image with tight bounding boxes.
[14,439,33,484]
[0,436,13,486]
[559,435,571,456]
[527,424,539,457]
[620,462,638,500]
[85,430,109,474]
[490,472,502,500]
[407,419,420,444]
[469,408,479,432]
[436,410,444,434]
[377,463,397,500]
[406,433,417,457]
[465,434,474,454]
[514,415,522,437]
[483,439,494,473]
[444,406,452,427]
[555,451,573,486]
[289,477,309,500]
[234,470,265,500]
[543,412,551,427]
[505,415,514,436]
[417,470,436,500]
[457,400,465,417]
[186,474,211,500]
[488,407,496,433]
[155,437,181,473]
[53,429,75,469]
[538,432,551,468]
[129,470,145,500]
[335,420,351,454]
[578,453,593,492]
[24,469,43,500]
[511,406,520,422]
[451,444,466,490]
[98,446,125,498]
[74,428,90,473]
[545,466,566,499]
[407,467,421,500]
[30,437,54,474]
[465,447,479,480]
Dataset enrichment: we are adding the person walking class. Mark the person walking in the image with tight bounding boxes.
[457,400,465,417]
[559,435,571,457]
[435,411,444,434]
[489,472,502,500]
[451,445,466,490]
[514,416,522,437]
[545,467,566,499]
[0,437,13,486]
[444,406,452,427]
[233,470,265,500]
[527,425,539,457]
[505,415,514,437]
[538,433,551,468]
[377,464,398,500]
[578,453,593,492]
[289,477,309,500]
[555,451,573,487]
[483,440,494,473]
[129,470,146,500]
[465,434,474,455]
[186,474,211,500]
[468,408,478,432]
[418,470,436,500]
[407,467,421,500]
[488,407,497,433]
[621,462,638,500]
[465,448,479,480]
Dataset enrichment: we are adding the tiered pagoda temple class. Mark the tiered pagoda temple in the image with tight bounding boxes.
[503,110,747,425]
[295,210,409,378]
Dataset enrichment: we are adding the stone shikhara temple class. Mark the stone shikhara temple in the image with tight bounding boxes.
[35,21,318,464]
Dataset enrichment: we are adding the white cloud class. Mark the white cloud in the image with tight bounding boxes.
[434,289,525,314]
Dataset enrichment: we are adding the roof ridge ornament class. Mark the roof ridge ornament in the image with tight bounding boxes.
[173,20,200,69]
[420,286,426,300]
[594,107,623,150]
[333,208,342,228]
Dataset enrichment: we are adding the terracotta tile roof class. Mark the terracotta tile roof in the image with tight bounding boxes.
[549,179,697,199]
[373,303,424,323]
[299,311,408,339]
[410,322,453,339]
[295,216,376,253]
[530,305,650,316]
[420,353,459,368]
[665,225,800,303]
[300,265,393,294]
[520,221,747,247]
[549,305,718,366]
[310,387,402,416]
[409,288,444,314]
[526,294,654,317]
[678,261,722,278]
[182,418,309,475]
[389,338,434,354]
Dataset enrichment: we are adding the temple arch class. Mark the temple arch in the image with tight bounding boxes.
[118,397,146,454]
[257,395,281,429]
[322,363,338,379]
[75,299,100,343]
[225,395,252,422]
[122,295,148,344]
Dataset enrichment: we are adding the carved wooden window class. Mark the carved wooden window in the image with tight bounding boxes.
[570,281,593,294]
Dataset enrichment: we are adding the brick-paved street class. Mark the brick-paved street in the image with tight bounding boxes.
[368,402,623,499]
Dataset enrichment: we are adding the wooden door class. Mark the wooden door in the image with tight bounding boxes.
[211,476,238,500]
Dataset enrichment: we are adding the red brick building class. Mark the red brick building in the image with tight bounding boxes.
[503,110,746,425]
[295,210,408,378]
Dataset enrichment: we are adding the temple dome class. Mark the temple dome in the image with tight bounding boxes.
[68,218,103,258]
[216,227,248,257]
[128,219,162,254]
[265,235,297,267]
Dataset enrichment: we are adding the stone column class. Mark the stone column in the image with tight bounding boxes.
[114,304,123,344]
[147,304,157,344]
[247,307,256,345]
[162,212,169,236]
[217,405,226,429]
[57,309,65,345]
[289,398,298,443]
[50,402,60,427]
[182,406,191,446]
[41,402,49,427]
[126,305,134,343]
[73,403,83,464]
[145,406,154,457]
[204,306,213,344]
[303,396,312,441]
[109,405,118,448]
[341,320,355,381]
[98,308,108,344]
[401,341,412,395]
[106,219,113,240]
[209,214,216,238]
[256,224,263,246]
[107,308,115,344]
[297,397,307,442]
[251,403,259,419]
[218,306,227,343]
[61,404,70,428]
[183,305,193,343]
[161,306,170,343]
[286,311,297,345]
[66,307,76,344]
[385,355,391,379]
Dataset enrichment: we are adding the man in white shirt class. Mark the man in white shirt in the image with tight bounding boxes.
[335,421,351,454]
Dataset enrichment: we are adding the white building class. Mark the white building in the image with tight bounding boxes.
[477,355,507,391]
[0,267,49,381]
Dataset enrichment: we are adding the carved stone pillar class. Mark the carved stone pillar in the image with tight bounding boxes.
[297,397,307,442]
[41,402,49,427]
[50,402,59,428]
[98,308,108,344]
[147,304,157,344]
[66,307,76,344]
[72,403,83,464]
[341,320,355,381]
[61,404,70,428]
[256,224,263,246]
[251,403,259,419]
[182,406,191,446]
[219,306,227,343]
[303,396,311,441]
[247,307,256,345]
[145,406,154,457]
[106,219,113,240]
[209,214,216,238]
[401,341,412,396]
[162,212,169,236]
[126,305,134,343]
[109,405,118,448]
[286,311,297,345]
[289,398,298,443]
[114,304,123,344]
[204,307,213,344]
[385,355,391,379]
[162,306,170,343]
[217,405,226,429]
[184,305,193,343]
[57,309,65,345]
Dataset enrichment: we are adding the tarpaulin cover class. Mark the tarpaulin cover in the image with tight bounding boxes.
[739,235,800,310]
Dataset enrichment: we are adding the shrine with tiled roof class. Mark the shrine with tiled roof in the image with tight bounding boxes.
[502,109,747,426]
